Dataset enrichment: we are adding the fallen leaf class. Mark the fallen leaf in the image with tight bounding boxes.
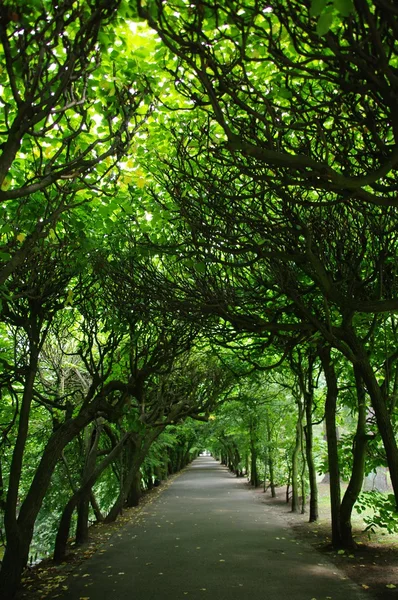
[386,584,396,589]
[362,585,370,590]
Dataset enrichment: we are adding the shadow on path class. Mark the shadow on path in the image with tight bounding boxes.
[53,457,371,600]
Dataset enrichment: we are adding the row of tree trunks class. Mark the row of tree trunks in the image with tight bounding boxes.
[0,384,106,600]
[53,432,131,561]
[105,429,164,523]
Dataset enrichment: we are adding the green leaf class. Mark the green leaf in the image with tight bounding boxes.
[278,88,292,100]
[333,0,354,16]
[316,11,333,36]
[194,262,206,274]
[310,0,327,17]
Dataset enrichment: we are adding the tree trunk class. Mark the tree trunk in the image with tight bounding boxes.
[76,424,102,545]
[318,343,341,547]
[249,417,259,487]
[266,412,276,497]
[90,492,104,522]
[126,470,142,507]
[53,432,130,561]
[0,329,40,600]
[231,444,241,476]
[263,449,268,493]
[286,464,292,503]
[343,326,398,510]
[291,437,300,512]
[105,428,163,523]
[145,467,154,490]
[250,447,259,486]
[291,397,304,513]
[0,376,121,597]
[269,453,276,497]
[303,357,318,522]
[300,411,307,515]
[340,367,369,548]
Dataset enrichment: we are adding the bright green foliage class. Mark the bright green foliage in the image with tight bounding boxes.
[1,2,398,590]
[355,492,398,534]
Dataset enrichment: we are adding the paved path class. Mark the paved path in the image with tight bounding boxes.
[56,457,371,600]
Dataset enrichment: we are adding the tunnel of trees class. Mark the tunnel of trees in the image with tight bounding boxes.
[0,0,397,597]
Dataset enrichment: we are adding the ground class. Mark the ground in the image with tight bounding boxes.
[16,478,179,600]
[257,484,398,600]
[15,478,398,600]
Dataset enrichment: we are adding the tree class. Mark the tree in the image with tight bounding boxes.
[135,0,398,515]
[0,0,148,287]
[138,0,398,209]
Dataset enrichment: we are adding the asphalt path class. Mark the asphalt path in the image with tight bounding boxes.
[55,456,371,600]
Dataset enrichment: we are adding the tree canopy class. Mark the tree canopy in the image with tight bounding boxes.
[0,1,398,598]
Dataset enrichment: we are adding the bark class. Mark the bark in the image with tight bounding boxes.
[266,411,276,497]
[105,428,163,523]
[0,388,111,598]
[0,322,40,600]
[291,397,304,513]
[53,432,130,561]
[286,465,292,504]
[76,424,102,545]
[303,357,318,522]
[90,493,104,522]
[340,367,370,548]
[249,417,259,487]
[318,344,341,547]
[145,467,154,490]
[269,453,276,498]
[234,446,241,476]
[126,470,142,507]
[300,413,307,515]
[263,448,268,493]
[343,326,398,509]
[250,447,259,486]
